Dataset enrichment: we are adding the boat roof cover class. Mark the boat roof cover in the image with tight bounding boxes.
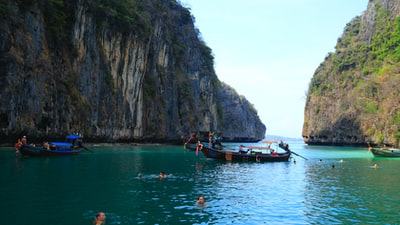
[66,135,82,139]
[263,140,282,144]
[50,142,73,146]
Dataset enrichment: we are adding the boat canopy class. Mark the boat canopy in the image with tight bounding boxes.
[66,135,82,139]
[262,140,282,144]
[50,142,73,147]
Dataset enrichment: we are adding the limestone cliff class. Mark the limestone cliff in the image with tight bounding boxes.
[303,0,400,146]
[0,0,266,143]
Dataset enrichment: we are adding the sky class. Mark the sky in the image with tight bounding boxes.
[182,0,369,138]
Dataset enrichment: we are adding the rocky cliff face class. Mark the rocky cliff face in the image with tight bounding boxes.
[217,83,266,142]
[303,0,400,146]
[0,0,265,143]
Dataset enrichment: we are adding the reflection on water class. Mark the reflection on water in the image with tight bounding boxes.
[1,143,400,224]
[303,157,400,224]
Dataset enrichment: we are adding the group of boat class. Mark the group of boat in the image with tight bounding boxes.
[16,132,295,162]
[185,133,400,161]
[15,132,400,159]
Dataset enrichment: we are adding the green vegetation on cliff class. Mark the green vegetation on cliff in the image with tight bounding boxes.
[304,1,400,146]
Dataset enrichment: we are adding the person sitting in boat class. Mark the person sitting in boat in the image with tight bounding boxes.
[238,145,249,154]
[279,141,289,151]
[212,137,223,149]
[271,150,278,156]
[43,141,50,150]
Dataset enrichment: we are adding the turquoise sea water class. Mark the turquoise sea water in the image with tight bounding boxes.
[1,142,400,225]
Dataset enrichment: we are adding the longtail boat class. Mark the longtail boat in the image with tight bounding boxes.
[369,147,400,157]
[18,134,85,156]
[200,140,291,162]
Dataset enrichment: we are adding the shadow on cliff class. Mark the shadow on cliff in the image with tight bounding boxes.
[304,116,369,147]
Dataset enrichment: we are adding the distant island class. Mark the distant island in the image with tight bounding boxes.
[265,135,303,143]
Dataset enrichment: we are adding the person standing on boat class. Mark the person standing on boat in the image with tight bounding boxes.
[14,139,22,155]
[93,211,106,225]
[21,135,27,144]
[208,131,214,147]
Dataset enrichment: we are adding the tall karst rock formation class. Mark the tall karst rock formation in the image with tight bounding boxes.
[303,0,400,146]
[0,0,266,143]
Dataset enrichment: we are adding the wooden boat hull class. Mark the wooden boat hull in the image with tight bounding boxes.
[19,144,83,156]
[200,146,291,162]
[370,148,400,157]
